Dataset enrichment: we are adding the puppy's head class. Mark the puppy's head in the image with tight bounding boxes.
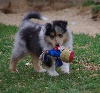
[45,20,68,47]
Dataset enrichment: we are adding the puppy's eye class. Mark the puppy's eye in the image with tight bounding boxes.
[50,35,54,39]
[58,34,63,38]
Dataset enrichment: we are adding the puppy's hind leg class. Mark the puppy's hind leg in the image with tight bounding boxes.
[9,50,26,72]
[31,54,46,72]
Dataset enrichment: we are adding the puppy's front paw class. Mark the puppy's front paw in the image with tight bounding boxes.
[61,63,70,74]
[61,68,70,74]
[48,71,59,76]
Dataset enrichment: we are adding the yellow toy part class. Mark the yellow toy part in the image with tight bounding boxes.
[60,47,74,62]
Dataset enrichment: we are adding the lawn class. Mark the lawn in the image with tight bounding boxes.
[0,23,100,93]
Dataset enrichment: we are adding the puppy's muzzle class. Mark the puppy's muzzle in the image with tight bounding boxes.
[55,39,59,46]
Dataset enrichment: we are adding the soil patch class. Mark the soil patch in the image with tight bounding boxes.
[0,7,100,36]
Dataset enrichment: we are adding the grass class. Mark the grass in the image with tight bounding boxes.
[82,0,100,21]
[0,23,100,93]
[82,0,100,14]
[82,0,94,7]
[92,5,100,14]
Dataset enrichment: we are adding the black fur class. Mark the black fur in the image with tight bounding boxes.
[45,20,67,37]
[45,23,56,36]
[21,26,42,57]
[53,20,67,33]
[22,11,43,22]
[43,55,53,67]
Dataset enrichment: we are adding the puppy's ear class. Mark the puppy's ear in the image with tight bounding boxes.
[59,21,68,28]
[45,23,52,30]
[45,23,53,35]
[64,21,68,27]
[53,20,68,28]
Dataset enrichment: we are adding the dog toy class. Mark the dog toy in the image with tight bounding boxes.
[60,47,74,62]
[45,46,63,67]
[40,46,74,67]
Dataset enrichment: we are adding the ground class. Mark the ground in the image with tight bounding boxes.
[0,7,100,93]
[0,7,100,36]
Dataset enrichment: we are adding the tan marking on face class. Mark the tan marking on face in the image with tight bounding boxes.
[55,33,67,46]
[45,36,56,47]
[54,31,67,45]
[51,33,55,36]
[45,32,68,47]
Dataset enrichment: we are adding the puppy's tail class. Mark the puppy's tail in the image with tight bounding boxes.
[22,11,48,22]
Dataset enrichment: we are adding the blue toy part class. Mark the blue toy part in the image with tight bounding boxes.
[55,58,63,67]
[46,49,63,67]
[44,54,49,63]
[47,50,60,57]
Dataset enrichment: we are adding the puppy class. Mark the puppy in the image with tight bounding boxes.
[9,11,73,76]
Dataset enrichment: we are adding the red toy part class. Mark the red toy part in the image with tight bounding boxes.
[69,50,74,62]
[53,46,59,50]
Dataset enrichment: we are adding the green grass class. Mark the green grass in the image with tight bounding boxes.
[82,0,94,7]
[92,5,100,14]
[82,0,100,16]
[0,23,100,93]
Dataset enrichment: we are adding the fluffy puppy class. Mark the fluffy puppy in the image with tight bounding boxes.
[9,11,73,76]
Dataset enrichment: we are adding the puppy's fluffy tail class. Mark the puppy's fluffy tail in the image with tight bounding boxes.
[22,11,48,22]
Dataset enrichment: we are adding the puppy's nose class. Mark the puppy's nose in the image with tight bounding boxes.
[55,43,59,46]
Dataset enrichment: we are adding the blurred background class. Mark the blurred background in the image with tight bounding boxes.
[0,0,100,35]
